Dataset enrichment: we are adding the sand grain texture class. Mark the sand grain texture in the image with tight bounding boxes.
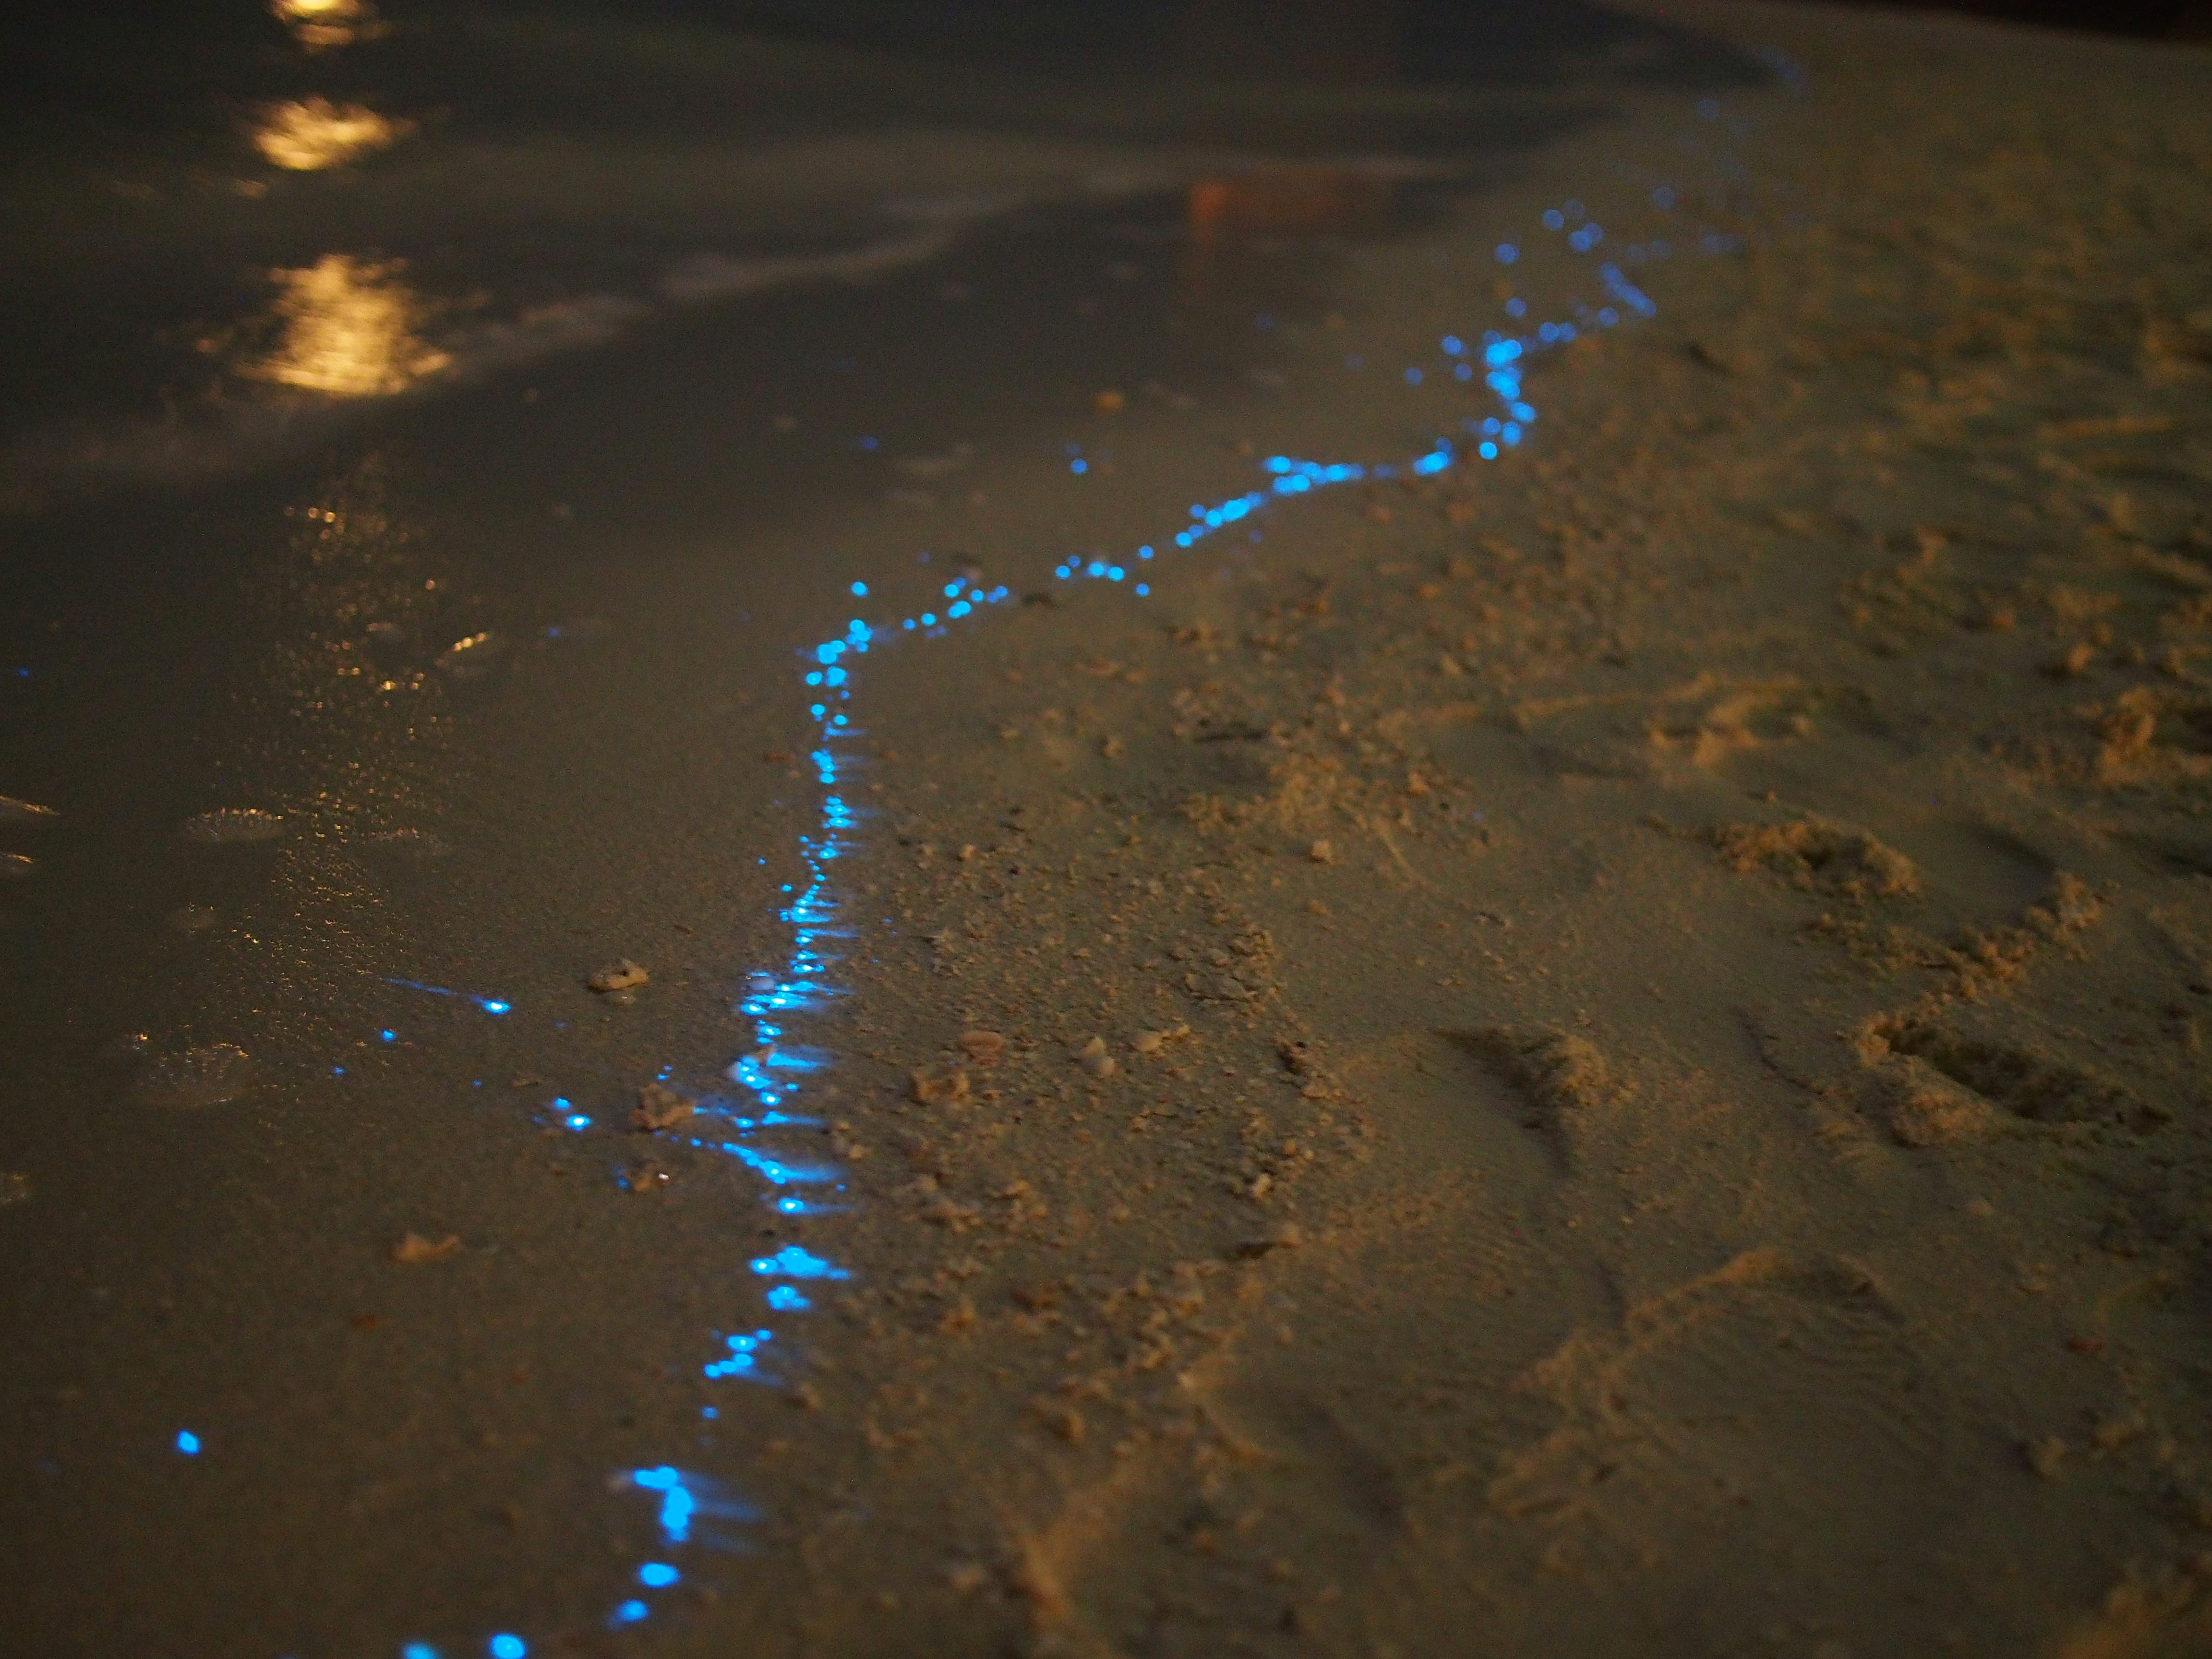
[696,11,2212,1656]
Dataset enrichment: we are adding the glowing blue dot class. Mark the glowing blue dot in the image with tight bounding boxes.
[849,581,866,597]
[1542,209,1564,230]
[403,1646,438,1659]
[639,1564,680,1588]
[614,1602,649,1625]
[805,672,822,686]
[481,1001,510,1015]
[1107,567,1125,581]
[1454,362,1474,381]
[176,1431,200,1455]
[1479,442,1499,459]
[1404,367,1423,384]
[920,613,935,627]
[1070,459,1087,474]
[1496,243,1518,263]
[947,602,969,619]
[1504,297,1526,317]
[380,1029,396,1042]
[333,1067,345,1075]
[823,667,846,686]
[489,1638,526,1659]
[1137,545,1154,559]
[1442,335,1464,356]
[903,617,916,629]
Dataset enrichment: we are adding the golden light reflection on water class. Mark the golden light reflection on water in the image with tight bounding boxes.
[270,0,386,51]
[248,255,451,398]
[253,98,411,170]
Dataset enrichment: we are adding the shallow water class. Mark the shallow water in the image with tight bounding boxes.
[0,4,1795,1654]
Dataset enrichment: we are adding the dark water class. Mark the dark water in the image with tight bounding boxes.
[0,5,1778,1655]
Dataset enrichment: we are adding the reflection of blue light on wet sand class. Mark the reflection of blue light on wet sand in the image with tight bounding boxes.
[381,74,1799,1655]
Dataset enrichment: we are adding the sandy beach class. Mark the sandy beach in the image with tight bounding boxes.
[4,2,2211,1656]
[730,12,2212,1655]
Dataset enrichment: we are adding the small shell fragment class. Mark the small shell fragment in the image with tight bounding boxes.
[392,1232,461,1264]
[588,959,649,994]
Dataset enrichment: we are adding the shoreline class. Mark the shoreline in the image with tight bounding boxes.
[5,3,2212,1653]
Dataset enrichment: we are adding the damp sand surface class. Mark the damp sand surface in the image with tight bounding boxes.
[3,4,2212,1658]
[686,11,2212,1658]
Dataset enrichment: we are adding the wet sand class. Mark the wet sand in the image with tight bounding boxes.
[3,2,2211,1656]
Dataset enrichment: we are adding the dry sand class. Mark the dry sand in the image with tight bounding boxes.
[674,8,2212,1657]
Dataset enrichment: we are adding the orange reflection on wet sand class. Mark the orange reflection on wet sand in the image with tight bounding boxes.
[252,98,411,170]
[1187,168,1393,241]
[270,0,386,51]
[248,256,451,398]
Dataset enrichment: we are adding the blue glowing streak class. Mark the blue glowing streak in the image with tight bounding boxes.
[402,1646,438,1659]
[515,118,1719,1656]
[751,1244,849,1280]
[385,979,512,1016]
